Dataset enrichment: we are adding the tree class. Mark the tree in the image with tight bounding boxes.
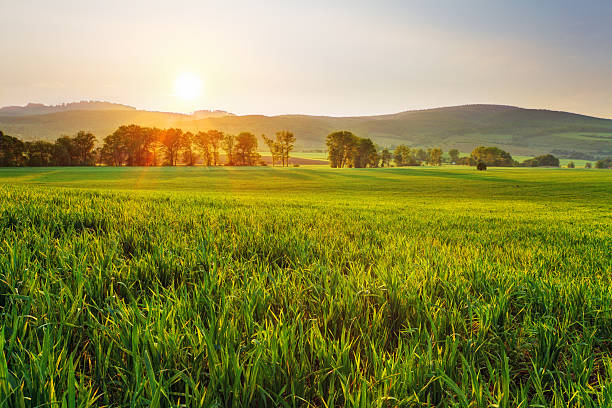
[160,128,184,166]
[101,132,127,166]
[207,130,224,166]
[471,146,515,167]
[0,131,26,167]
[262,134,282,167]
[353,138,378,168]
[148,131,166,167]
[222,134,236,165]
[448,148,460,163]
[25,141,54,166]
[414,148,427,163]
[53,136,76,166]
[477,161,487,171]
[71,131,97,166]
[195,131,213,166]
[182,132,198,166]
[456,156,474,166]
[428,147,443,166]
[393,145,411,167]
[276,130,296,167]
[326,131,359,168]
[595,158,612,169]
[521,154,559,167]
[119,125,155,166]
[381,148,392,167]
[567,161,575,168]
[235,132,260,166]
[585,162,592,169]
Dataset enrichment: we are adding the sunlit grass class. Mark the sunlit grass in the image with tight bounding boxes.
[0,166,610,406]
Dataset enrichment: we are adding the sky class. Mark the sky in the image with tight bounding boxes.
[1,0,611,117]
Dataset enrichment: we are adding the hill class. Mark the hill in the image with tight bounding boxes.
[0,101,136,116]
[1,103,611,157]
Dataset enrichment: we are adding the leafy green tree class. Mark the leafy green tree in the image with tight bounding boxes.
[123,125,156,166]
[276,130,296,167]
[195,131,213,166]
[222,134,236,165]
[207,130,224,166]
[521,154,559,167]
[353,138,378,168]
[428,147,443,166]
[53,136,76,166]
[71,131,97,166]
[326,131,358,168]
[0,131,26,167]
[415,148,427,163]
[595,158,612,169]
[160,128,184,166]
[235,132,260,166]
[471,146,515,167]
[381,148,392,167]
[448,148,460,163]
[567,161,575,168]
[262,134,282,167]
[585,162,592,169]
[182,132,198,166]
[393,145,410,166]
[101,132,127,166]
[25,141,54,166]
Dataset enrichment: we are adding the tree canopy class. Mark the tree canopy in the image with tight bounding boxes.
[326,131,379,168]
[471,146,515,167]
[521,154,559,167]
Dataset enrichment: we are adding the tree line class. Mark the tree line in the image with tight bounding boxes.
[0,127,296,167]
[0,130,97,167]
[325,131,453,168]
[3,127,611,169]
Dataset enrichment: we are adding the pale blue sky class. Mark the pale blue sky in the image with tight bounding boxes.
[1,0,611,117]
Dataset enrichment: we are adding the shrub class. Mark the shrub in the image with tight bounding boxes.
[595,158,612,169]
[477,161,487,171]
[521,154,560,167]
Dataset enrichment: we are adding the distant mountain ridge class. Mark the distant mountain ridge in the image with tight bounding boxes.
[0,101,136,116]
[0,102,611,157]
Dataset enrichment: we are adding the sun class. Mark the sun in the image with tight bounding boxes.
[174,73,203,101]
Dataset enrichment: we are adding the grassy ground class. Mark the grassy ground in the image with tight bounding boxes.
[0,166,611,407]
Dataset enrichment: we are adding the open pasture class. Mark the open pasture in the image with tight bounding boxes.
[0,166,610,407]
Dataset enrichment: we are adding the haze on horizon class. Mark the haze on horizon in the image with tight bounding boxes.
[1,0,611,118]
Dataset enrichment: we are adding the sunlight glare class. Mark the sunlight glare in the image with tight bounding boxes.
[174,73,203,101]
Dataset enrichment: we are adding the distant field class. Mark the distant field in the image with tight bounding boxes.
[0,166,610,406]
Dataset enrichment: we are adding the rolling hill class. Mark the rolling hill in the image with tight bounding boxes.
[1,102,611,157]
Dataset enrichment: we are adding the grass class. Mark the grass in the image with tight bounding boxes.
[0,166,611,407]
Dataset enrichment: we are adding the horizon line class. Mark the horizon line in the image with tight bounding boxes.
[1,100,611,121]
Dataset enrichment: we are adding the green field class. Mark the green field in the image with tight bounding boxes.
[0,167,611,407]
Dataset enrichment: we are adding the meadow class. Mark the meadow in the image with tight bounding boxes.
[0,166,610,407]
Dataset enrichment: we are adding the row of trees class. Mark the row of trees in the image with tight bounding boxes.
[521,154,560,167]
[0,130,97,167]
[392,145,444,166]
[100,126,293,167]
[0,127,297,167]
[594,158,612,169]
[4,127,612,169]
